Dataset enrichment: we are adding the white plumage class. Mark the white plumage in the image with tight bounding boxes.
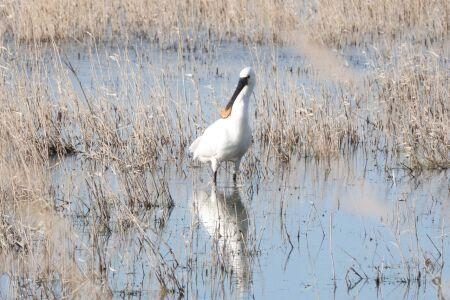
[190,67,256,184]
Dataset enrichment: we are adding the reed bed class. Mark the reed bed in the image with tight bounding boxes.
[1,0,446,48]
[372,47,449,170]
[0,1,447,170]
[0,0,297,46]
[302,0,448,48]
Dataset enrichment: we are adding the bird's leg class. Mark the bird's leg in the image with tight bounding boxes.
[233,159,241,184]
[211,158,219,185]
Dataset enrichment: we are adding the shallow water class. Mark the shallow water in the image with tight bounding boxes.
[1,41,449,299]
[44,147,449,299]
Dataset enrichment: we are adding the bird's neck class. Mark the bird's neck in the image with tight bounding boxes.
[231,94,250,123]
[231,87,252,123]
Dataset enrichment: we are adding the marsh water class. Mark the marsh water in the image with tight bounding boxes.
[1,41,449,299]
[45,151,449,299]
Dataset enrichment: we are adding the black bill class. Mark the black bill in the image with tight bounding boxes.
[222,76,249,116]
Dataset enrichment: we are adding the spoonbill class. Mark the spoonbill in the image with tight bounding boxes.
[189,67,256,184]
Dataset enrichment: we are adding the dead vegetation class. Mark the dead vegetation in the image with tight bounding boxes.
[1,0,446,49]
[302,0,448,49]
[0,0,297,46]
[373,48,449,170]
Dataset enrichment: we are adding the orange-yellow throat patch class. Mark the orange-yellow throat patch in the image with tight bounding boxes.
[220,107,232,118]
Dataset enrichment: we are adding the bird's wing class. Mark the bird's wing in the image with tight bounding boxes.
[189,119,225,160]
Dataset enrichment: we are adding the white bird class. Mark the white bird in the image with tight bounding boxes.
[189,67,256,184]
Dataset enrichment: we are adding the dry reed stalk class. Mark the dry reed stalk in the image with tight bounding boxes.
[301,0,448,48]
[0,0,298,45]
[371,47,449,170]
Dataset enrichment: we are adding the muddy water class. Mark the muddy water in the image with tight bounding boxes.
[3,42,449,299]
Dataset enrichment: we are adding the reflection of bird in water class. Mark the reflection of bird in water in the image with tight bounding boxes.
[193,186,251,296]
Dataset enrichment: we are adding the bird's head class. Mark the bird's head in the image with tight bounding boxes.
[221,67,256,119]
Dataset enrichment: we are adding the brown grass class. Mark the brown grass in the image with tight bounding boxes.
[373,47,449,170]
[0,0,297,46]
[301,0,449,48]
[1,0,446,49]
